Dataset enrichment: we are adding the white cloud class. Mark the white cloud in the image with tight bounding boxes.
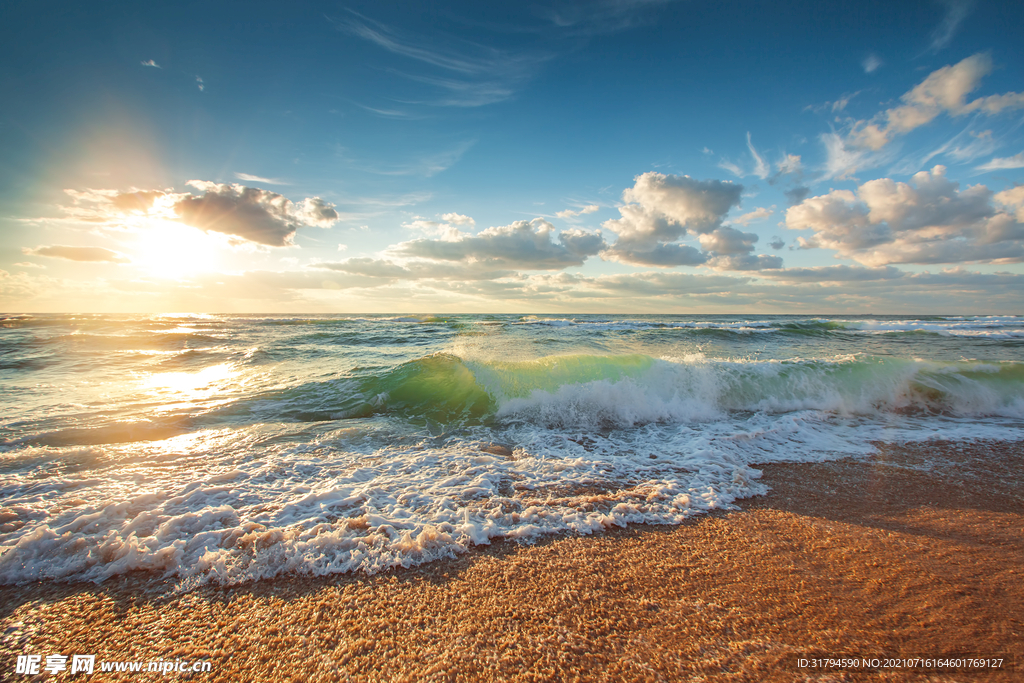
[976,152,1024,171]
[929,0,974,52]
[732,207,774,226]
[140,59,161,68]
[820,131,891,180]
[848,53,1024,151]
[862,54,882,73]
[403,217,465,241]
[719,133,771,179]
[946,130,996,162]
[706,254,783,271]
[196,76,204,92]
[441,212,475,226]
[335,11,545,108]
[174,181,339,247]
[761,265,905,283]
[776,154,802,175]
[717,160,744,178]
[394,218,606,270]
[25,245,130,264]
[601,172,744,266]
[995,185,1024,222]
[314,257,516,281]
[698,226,759,254]
[59,182,341,247]
[805,92,860,114]
[556,204,600,219]
[786,165,1024,265]
[747,132,770,179]
[234,173,289,185]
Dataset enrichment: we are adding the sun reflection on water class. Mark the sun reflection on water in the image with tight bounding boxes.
[141,363,239,410]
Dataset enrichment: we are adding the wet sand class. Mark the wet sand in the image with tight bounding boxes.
[2,440,1022,682]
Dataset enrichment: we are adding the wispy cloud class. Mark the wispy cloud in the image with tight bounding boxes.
[25,245,130,264]
[820,131,894,180]
[140,59,161,69]
[862,53,882,73]
[542,0,676,37]
[556,204,600,219]
[746,133,770,179]
[929,0,974,52]
[847,53,1024,152]
[354,103,424,119]
[234,173,290,185]
[718,133,771,179]
[890,122,998,174]
[363,140,476,177]
[732,207,774,226]
[334,11,548,108]
[976,152,1024,171]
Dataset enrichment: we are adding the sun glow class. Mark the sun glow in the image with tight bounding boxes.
[142,362,239,410]
[131,219,224,278]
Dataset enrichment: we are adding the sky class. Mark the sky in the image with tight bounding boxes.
[2,0,1023,313]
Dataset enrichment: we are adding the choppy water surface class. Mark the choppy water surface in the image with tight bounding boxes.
[1,313,1022,586]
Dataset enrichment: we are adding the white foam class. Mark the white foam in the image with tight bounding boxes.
[2,386,1021,589]
[2,315,1023,589]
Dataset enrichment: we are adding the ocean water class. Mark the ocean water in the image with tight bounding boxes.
[1,313,1022,587]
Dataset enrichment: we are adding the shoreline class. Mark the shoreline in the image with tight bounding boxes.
[2,439,1022,681]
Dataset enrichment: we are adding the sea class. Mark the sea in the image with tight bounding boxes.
[1,313,1022,588]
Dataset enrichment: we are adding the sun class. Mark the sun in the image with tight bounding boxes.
[130,218,224,278]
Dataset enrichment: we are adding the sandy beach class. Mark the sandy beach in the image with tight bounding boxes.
[2,439,1021,682]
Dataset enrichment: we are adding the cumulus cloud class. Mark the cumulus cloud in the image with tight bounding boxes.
[25,245,130,263]
[786,165,1024,265]
[441,212,475,226]
[173,181,338,247]
[848,53,1024,151]
[995,185,1024,222]
[601,172,744,266]
[109,190,167,214]
[976,152,1024,171]
[404,217,465,241]
[556,204,600,219]
[394,218,605,270]
[698,226,760,254]
[768,237,785,250]
[57,182,339,248]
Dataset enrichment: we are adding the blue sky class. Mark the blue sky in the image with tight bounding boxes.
[2,0,1023,312]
